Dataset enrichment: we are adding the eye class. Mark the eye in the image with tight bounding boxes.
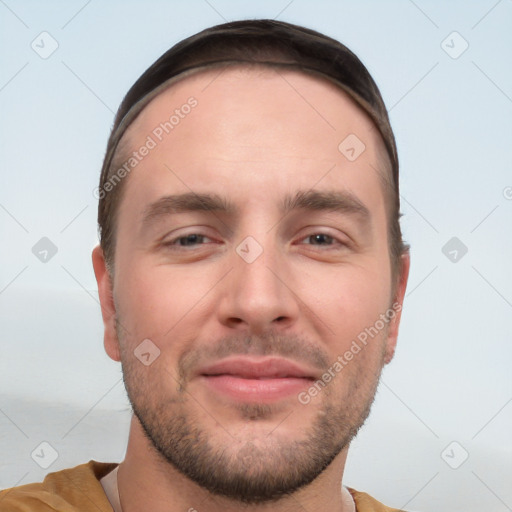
[299,233,345,248]
[163,233,214,248]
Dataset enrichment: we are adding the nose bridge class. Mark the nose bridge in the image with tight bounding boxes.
[218,230,298,332]
[237,233,279,294]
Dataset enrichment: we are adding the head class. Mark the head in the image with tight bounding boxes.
[92,19,410,504]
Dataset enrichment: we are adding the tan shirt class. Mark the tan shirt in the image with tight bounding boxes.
[0,461,406,511]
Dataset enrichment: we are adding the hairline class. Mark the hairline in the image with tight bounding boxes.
[107,61,394,180]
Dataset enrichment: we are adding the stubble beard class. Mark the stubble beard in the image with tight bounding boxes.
[118,323,387,505]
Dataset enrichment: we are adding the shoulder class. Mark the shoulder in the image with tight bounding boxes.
[347,487,407,512]
[0,460,118,511]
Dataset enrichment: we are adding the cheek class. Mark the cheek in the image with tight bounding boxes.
[303,261,391,351]
[114,257,216,343]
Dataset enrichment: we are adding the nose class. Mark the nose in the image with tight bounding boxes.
[217,238,300,335]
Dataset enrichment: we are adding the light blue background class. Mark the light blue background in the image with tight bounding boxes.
[1,1,511,511]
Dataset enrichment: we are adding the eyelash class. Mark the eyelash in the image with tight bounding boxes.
[163,232,347,250]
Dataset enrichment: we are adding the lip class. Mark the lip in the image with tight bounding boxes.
[196,357,318,403]
[197,356,319,380]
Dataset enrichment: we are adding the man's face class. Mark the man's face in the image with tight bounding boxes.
[94,66,409,503]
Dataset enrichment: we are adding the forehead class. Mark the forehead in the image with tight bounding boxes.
[115,65,390,222]
[120,64,387,161]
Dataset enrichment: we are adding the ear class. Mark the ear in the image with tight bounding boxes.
[383,251,410,365]
[92,245,121,362]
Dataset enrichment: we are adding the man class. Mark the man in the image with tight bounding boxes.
[1,19,410,512]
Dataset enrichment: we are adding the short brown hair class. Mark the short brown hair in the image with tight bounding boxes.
[97,19,409,285]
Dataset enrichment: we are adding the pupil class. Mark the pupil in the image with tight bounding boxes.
[313,234,330,244]
[181,234,201,246]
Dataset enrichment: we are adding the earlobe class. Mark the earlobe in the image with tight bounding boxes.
[384,251,411,365]
[92,245,121,362]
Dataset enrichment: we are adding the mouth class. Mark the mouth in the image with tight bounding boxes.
[197,357,317,403]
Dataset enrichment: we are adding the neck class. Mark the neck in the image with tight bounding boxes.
[117,416,353,512]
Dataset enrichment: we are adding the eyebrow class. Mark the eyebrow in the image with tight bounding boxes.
[141,189,371,229]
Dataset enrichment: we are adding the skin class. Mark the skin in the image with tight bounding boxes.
[92,66,410,512]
